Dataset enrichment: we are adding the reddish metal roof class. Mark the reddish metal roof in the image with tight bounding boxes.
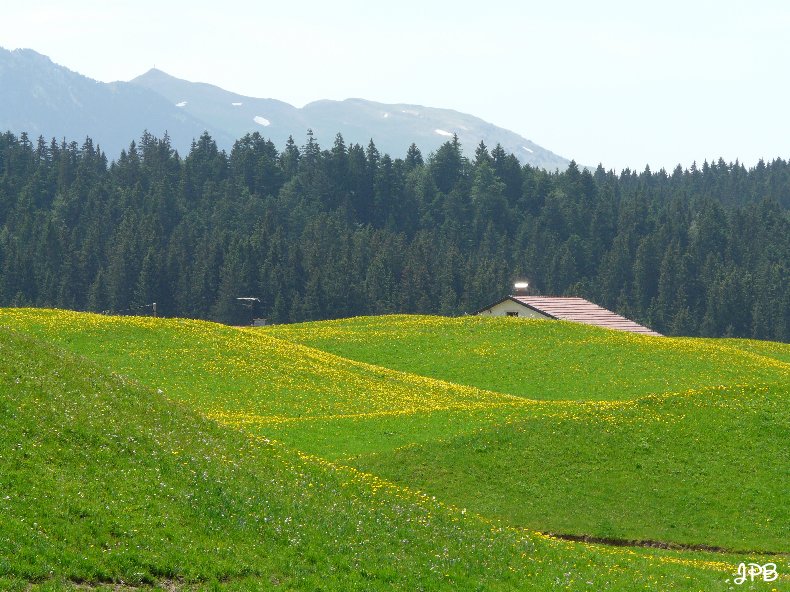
[510,296,662,336]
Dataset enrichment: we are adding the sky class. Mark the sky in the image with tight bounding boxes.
[2,0,789,171]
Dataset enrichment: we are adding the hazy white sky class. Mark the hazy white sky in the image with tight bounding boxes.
[2,0,789,171]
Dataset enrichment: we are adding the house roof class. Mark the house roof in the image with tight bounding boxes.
[481,295,662,336]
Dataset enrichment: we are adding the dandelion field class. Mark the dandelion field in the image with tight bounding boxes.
[1,309,788,590]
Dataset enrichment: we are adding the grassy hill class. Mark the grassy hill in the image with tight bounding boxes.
[1,309,788,589]
[714,337,790,365]
[265,316,789,550]
[265,315,789,400]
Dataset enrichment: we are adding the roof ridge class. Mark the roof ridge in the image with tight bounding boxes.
[506,295,662,336]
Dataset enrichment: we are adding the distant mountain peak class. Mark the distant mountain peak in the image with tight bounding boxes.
[9,47,50,60]
[136,66,164,82]
[133,67,174,80]
[130,68,185,87]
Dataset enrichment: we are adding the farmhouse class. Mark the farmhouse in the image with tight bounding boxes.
[477,294,662,336]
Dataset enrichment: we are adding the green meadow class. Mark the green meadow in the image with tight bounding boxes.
[1,309,788,590]
[266,315,789,400]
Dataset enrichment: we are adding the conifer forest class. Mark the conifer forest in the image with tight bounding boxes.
[1,129,788,340]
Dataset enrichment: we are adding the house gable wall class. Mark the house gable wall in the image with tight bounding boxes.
[477,300,550,319]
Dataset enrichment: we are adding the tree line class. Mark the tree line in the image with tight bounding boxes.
[0,129,788,340]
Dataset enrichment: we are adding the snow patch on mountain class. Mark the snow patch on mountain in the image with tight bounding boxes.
[435,129,453,137]
[254,116,271,127]
[232,102,242,107]
[522,146,534,153]
[175,101,188,107]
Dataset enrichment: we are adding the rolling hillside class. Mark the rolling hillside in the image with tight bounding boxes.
[266,315,790,400]
[265,316,789,550]
[1,309,787,589]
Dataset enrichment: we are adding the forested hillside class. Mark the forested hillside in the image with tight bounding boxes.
[0,129,788,340]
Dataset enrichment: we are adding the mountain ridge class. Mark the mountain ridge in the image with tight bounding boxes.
[1,47,572,168]
[0,47,235,153]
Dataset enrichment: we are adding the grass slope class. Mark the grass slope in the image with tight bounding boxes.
[264,315,789,550]
[265,315,789,400]
[354,384,788,551]
[2,325,745,591]
[2,309,788,589]
[714,337,790,365]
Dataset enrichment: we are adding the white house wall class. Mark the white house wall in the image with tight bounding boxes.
[477,300,551,319]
